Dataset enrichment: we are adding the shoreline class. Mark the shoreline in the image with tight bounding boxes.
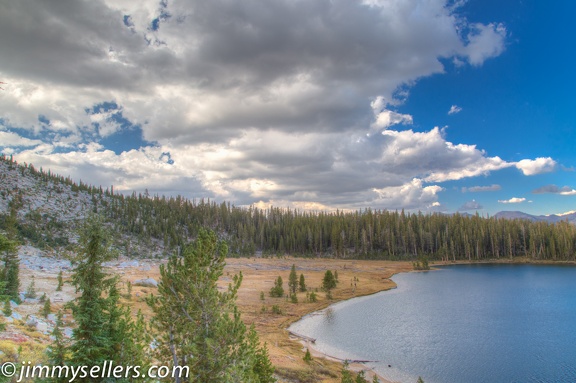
[279,258,576,383]
[279,262,412,383]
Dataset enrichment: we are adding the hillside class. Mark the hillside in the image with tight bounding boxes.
[0,157,166,258]
[2,155,576,261]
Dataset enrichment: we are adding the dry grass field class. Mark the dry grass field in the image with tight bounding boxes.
[7,256,416,383]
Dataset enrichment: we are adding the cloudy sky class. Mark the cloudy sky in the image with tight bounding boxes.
[1,0,574,215]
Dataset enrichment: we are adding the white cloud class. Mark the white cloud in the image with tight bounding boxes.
[515,157,557,176]
[448,105,462,115]
[372,179,444,211]
[532,184,576,196]
[498,197,526,204]
[0,0,509,144]
[0,0,519,212]
[462,184,501,193]
[370,96,413,131]
[458,200,483,211]
[463,23,507,66]
[0,131,43,147]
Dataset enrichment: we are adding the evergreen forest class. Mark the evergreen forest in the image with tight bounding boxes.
[2,154,576,262]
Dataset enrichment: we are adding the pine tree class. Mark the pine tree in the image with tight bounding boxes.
[58,216,151,383]
[42,298,51,318]
[3,299,11,317]
[417,377,425,383]
[288,264,298,294]
[303,348,312,363]
[269,276,284,298]
[0,232,19,302]
[56,270,63,291]
[322,270,337,291]
[67,217,117,373]
[106,285,151,379]
[308,291,317,303]
[148,228,275,383]
[246,325,276,383]
[25,276,37,299]
[372,375,380,383]
[355,370,368,383]
[46,311,69,383]
[299,273,306,292]
[341,360,354,383]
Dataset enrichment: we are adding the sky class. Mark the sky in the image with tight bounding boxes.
[1,0,574,216]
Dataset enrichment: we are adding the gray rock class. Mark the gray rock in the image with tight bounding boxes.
[133,278,158,287]
[119,260,140,268]
[10,312,22,321]
[26,316,38,328]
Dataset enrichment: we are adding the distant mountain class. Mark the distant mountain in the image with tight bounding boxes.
[494,210,576,224]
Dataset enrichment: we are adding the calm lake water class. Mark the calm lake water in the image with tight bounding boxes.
[289,264,576,383]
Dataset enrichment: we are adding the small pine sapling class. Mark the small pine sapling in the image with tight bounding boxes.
[25,277,37,299]
[303,348,312,363]
[42,298,51,318]
[56,271,63,291]
[3,300,12,317]
[299,273,307,292]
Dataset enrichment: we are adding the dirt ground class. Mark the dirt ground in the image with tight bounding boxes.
[9,255,415,383]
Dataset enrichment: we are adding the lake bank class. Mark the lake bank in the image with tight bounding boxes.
[288,261,576,383]
[223,257,414,383]
[16,253,576,383]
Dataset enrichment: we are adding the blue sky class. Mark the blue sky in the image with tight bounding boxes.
[395,0,576,215]
[0,0,574,215]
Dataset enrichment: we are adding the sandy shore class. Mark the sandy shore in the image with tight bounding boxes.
[220,257,414,383]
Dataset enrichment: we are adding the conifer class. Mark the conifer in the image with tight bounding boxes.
[322,270,337,291]
[0,232,19,302]
[288,264,298,294]
[148,228,275,383]
[42,297,51,318]
[56,270,63,291]
[3,299,11,317]
[46,311,69,383]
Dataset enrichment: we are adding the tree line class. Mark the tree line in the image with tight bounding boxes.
[2,154,576,261]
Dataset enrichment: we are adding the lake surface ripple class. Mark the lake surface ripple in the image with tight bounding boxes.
[289,264,576,383]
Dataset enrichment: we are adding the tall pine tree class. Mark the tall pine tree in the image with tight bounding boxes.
[288,264,298,295]
[63,216,150,383]
[0,231,19,303]
[148,228,275,383]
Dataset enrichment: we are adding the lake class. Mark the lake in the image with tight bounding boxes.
[288,264,576,383]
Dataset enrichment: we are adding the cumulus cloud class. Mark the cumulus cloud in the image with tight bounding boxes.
[448,105,462,115]
[462,184,501,193]
[498,197,526,204]
[370,96,413,131]
[458,200,483,211]
[463,23,507,66]
[0,0,508,142]
[515,157,557,175]
[0,0,520,211]
[0,130,43,148]
[532,185,576,196]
